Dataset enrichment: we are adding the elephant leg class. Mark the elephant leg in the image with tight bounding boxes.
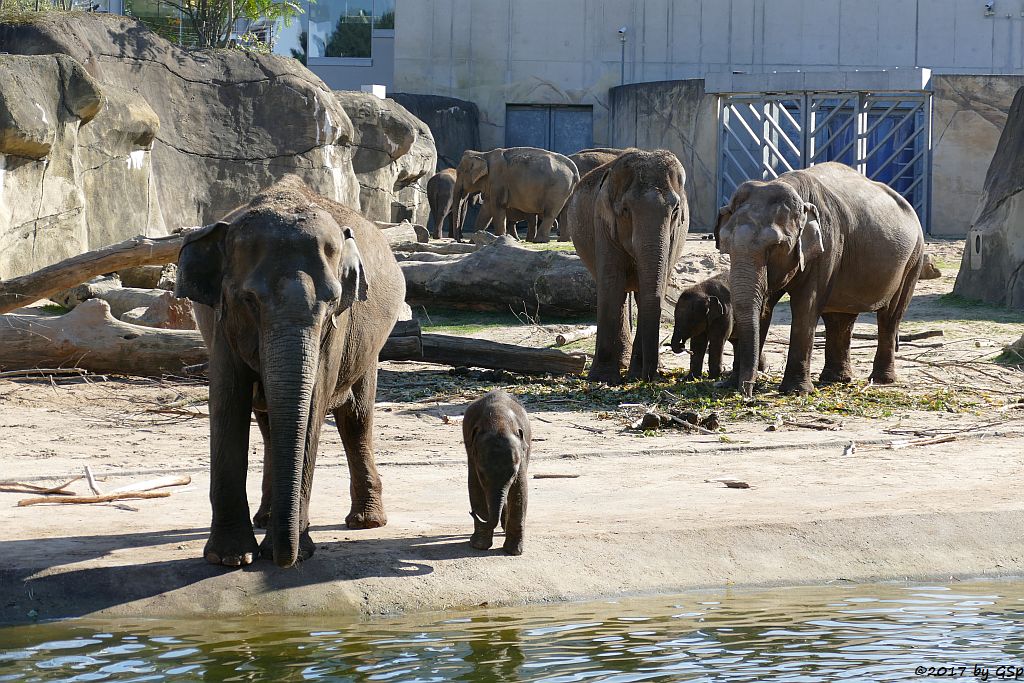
[335,366,387,529]
[533,213,555,243]
[252,410,272,529]
[820,312,857,384]
[468,466,492,550]
[779,293,819,395]
[688,332,709,379]
[590,278,630,385]
[492,205,508,237]
[502,465,528,556]
[204,340,257,567]
[525,216,538,242]
[707,332,727,379]
[870,259,920,385]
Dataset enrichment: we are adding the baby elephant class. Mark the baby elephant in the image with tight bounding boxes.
[671,272,766,379]
[462,390,531,555]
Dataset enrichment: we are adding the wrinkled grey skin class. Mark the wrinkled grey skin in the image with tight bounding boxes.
[177,177,405,569]
[427,168,457,240]
[558,148,624,242]
[453,147,579,243]
[717,162,924,396]
[670,271,767,379]
[569,149,690,384]
[462,390,531,556]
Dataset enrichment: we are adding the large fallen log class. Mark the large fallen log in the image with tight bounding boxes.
[56,276,171,318]
[401,235,596,315]
[377,221,430,245]
[0,299,207,376]
[0,307,583,377]
[0,230,198,314]
[421,334,587,375]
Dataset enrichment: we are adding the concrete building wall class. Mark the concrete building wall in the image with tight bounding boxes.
[395,0,1024,150]
[312,33,396,91]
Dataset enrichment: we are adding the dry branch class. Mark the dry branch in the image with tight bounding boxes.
[0,477,81,496]
[17,492,171,506]
[814,329,944,342]
[555,325,597,346]
[0,229,198,314]
[109,475,191,494]
[421,333,587,375]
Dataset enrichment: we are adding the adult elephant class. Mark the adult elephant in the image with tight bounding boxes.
[427,168,457,239]
[716,162,924,397]
[559,148,624,242]
[569,149,689,383]
[452,147,579,243]
[176,176,405,568]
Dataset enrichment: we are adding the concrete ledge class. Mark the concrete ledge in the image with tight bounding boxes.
[706,68,932,94]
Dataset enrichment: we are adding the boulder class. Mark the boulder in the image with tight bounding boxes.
[953,86,1024,307]
[336,90,436,225]
[120,291,197,330]
[0,12,360,278]
[390,93,481,170]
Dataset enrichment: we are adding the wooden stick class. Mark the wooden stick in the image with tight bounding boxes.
[84,466,102,496]
[888,434,957,450]
[0,368,89,380]
[0,476,82,496]
[664,413,719,435]
[0,229,199,314]
[532,474,580,479]
[17,491,171,507]
[784,420,842,431]
[555,325,598,347]
[813,329,944,342]
[108,475,191,494]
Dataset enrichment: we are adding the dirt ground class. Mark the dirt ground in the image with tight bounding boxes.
[2,238,1023,623]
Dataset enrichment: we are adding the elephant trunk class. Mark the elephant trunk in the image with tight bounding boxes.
[486,479,513,531]
[452,184,468,240]
[636,228,671,380]
[730,262,768,397]
[262,325,319,568]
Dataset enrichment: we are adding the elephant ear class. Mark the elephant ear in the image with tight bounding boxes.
[175,221,229,307]
[594,170,618,245]
[797,202,824,271]
[338,227,370,310]
[466,154,488,185]
[707,295,726,321]
[714,205,732,251]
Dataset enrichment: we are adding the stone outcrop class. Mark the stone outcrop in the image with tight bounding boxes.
[0,13,438,281]
[337,90,436,225]
[390,93,481,170]
[953,87,1024,308]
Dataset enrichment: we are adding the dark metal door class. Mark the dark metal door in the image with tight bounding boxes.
[506,105,593,155]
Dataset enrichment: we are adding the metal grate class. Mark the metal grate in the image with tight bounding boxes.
[718,91,932,230]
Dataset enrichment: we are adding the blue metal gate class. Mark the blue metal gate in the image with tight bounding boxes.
[506,105,594,156]
[718,91,931,229]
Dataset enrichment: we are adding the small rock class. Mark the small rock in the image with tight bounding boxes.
[920,254,941,280]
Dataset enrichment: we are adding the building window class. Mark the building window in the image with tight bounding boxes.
[308,0,372,60]
[373,0,394,31]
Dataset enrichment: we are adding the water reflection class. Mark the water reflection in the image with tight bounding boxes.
[0,580,1022,681]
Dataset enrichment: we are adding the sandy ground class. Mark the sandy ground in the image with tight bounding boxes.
[2,238,1023,623]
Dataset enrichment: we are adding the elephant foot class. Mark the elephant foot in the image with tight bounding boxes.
[715,373,739,390]
[530,236,551,244]
[869,369,898,385]
[707,368,723,380]
[470,528,494,550]
[346,502,387,529]
[587,365,623,385]
[626,368,663,383]
[258,528,315,564]
[779,376,815,395]
[252,504,271,530]
[204,527,258,568]
[819,367,853,385]
[502,535,523,556]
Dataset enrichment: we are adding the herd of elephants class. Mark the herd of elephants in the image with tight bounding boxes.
[173,144,925,568]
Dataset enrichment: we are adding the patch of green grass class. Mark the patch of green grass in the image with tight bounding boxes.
[389,367,985,422]
[38,303,69,315]
[936,293,1024,323]
[519,241,577,253]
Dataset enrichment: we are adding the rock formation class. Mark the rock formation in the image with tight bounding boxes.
[390,93,481,170]
[953,86,1024,308]
[0,12,438,280]
[337,90,436,226]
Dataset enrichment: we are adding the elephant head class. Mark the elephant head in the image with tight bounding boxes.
[176,207,368,567]
[716,180,823,396]
[452,150,489,239]
[596,150,688,381]
[670,291,726,354]
[468,426,525,537]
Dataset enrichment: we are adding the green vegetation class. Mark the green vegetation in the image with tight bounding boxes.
[38,303,70,315]
[520,241,577,253]
[936,293,1024,323]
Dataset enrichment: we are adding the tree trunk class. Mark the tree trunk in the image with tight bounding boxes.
[421,334,587,375]
[401,236,596,315]
[0,230,198,314]
[376,221,430,245]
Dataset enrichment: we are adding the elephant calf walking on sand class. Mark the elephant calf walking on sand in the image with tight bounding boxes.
[569,149,690,383]
[716,162,924,396]
[176,176,405,568]
[463,390,531,556]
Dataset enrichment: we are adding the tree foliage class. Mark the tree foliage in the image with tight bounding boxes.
[159,0,303,48]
